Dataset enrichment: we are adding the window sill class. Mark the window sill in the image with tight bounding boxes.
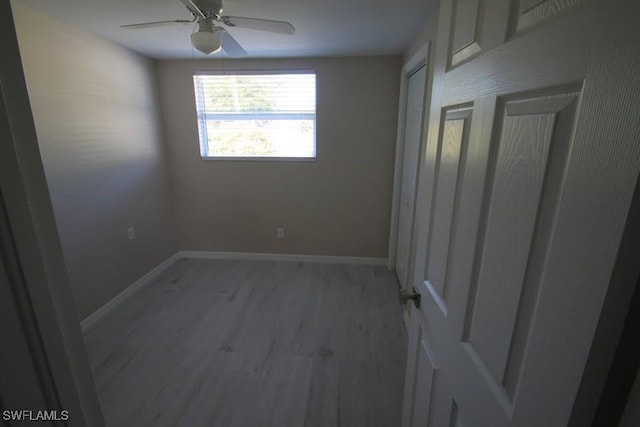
[200,156,316,162]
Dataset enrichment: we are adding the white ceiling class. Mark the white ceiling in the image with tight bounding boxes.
[16,0,438,59]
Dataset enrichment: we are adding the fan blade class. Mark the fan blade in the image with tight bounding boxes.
[221,16,295,35]
[179,0,206,19]
[218,29,247,57]
[120,19,194,29]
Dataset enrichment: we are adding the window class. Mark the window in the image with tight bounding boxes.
[193,71,316,159]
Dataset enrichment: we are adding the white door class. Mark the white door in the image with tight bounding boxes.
[402,0,640,426]
[395,64,427,289]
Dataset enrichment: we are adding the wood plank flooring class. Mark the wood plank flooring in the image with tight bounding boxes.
[83,258,408,427]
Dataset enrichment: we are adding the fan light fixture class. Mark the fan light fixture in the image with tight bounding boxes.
[121,0,296,57]
[191,29,221,55]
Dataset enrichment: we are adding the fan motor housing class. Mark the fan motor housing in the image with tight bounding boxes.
[193,0,223,16]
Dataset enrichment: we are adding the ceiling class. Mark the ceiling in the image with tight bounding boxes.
[16,0,438,59]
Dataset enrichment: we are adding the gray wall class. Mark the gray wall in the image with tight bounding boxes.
[12,2,177,319]
[156,57,401,258]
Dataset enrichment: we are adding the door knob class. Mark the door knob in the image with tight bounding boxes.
[399,287,421,308]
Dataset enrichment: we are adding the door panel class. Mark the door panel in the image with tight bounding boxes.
[401,312,439,427]
[448,0,511,68]
[424,107,472,308]
[410,338,438,427]
[450,0,481,66]
[402,0,640,426]
[428,376,463,427]
[514,0,585,33]
[465,90,580,386]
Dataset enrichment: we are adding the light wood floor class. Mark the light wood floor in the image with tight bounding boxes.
[83,258,408,427]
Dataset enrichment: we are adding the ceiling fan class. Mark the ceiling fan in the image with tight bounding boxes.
[121,0,295,56]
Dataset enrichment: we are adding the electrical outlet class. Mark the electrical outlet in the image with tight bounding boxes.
[277,227,285,239]
[127,226,136,241]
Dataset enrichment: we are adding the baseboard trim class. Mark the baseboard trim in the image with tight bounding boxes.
[81,251,388,332]
[80,253,180,333]
[178,250,388,266]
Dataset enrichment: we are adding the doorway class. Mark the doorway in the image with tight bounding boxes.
[390,56,428,292]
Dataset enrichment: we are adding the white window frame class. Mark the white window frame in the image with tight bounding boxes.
[193,70,317,161]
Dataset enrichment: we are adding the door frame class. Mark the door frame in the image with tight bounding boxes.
[570,170,640,426]
[0,1,103,425]
[388,42,431,293]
